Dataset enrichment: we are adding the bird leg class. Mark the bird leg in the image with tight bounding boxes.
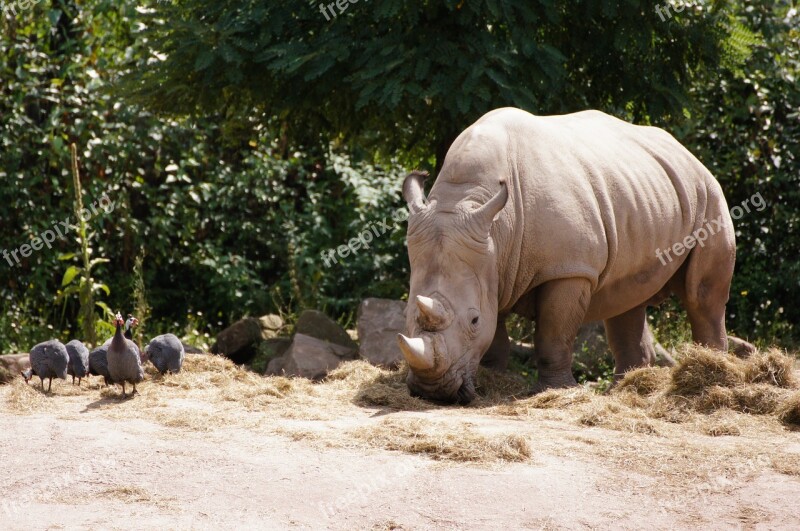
[131,382,138,396]
[47,378,53,392]
[121,381,127,398]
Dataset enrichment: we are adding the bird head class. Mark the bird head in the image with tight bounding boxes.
[125,314,140,331]
[113,312,124,327]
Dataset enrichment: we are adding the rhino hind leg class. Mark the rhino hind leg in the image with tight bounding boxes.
[531,278,591,392]
[604,304,657,379]
[675,221,735,352]
[480,316,511,370]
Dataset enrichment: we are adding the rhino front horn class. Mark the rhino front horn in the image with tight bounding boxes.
[397,334,435,371]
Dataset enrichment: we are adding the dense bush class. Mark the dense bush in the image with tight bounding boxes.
[0,1,410,351]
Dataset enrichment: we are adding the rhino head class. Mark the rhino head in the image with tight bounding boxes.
[398,171,508,404]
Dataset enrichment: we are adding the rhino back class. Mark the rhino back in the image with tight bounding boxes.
[433,108,732,317]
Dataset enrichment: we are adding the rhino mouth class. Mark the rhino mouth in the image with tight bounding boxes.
[407,368,476,405]
[456,373,476,404]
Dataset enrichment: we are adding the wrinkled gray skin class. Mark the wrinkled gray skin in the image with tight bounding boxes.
[88,345,112,387]
[65,340,90,385]
[107,315,144,398]
[22,340,69,392]
[399,108,736,404]
[144,333,185,374]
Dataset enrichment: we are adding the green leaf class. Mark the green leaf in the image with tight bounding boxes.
[62,266,82,287]
[89,258,110,268]
[58,253,76,261]
[96,301,114,317]
[93,283,111,296]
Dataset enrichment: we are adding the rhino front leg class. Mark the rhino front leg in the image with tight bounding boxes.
[604,304,657,380]
[532,278,592,392]
[480,315,510,370]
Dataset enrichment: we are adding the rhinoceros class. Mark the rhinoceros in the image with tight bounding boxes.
[398,107,737,404]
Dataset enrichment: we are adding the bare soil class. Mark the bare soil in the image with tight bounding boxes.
[1,353,799,530]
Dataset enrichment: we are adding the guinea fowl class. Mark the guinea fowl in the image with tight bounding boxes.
[124,315,143,361]
[65,340,90,385]
[90,314,139,387]
[88,345,112,387]
[21,340,69,392]
[106,312,144,398]
[144,334,185,374]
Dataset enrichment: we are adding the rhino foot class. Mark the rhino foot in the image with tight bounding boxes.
[530,372,578,395]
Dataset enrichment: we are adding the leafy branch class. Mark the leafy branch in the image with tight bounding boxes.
[57,144,113,346]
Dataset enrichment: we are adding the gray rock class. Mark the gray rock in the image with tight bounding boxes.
[0,354,31,384]
[295,310,357,350]
[356,298,407,368]
[211,314,284,364]
[259,337,292,375]
[259,314,284,334]
[181,342,205,354]
[280,333,357,380]
[265,355,287,377]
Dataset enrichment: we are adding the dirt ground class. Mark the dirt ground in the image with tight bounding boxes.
[1,353,799,530]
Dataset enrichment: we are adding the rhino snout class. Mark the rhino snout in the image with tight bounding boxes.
[406,370,475,405]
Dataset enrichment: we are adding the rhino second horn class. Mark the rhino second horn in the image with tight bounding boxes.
[416,295,449,329]
[397,334,435,371]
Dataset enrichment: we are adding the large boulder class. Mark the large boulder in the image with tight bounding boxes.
[0,354,31,384]
[259,337,292,375]
[295,310,357,350]
[211,314,284,364]
[279,333,357,380]
[356,298,407,368]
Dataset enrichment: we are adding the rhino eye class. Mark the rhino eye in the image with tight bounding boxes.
[471,316,479,326]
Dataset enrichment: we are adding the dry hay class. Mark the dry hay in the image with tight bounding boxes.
[95,485,177,509]
[98,485,154,503]
[744,350,796,387]
[350,417,531,463]
[776,391,800,427]
[486,346,800,437]
[494,387,594,417]
[669,346,746,394]
[617,346,800,432]
[324,361,429,411]
[615,366,671,396]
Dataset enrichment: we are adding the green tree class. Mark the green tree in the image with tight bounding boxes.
[122,0,732,168]
[682,0,800,343]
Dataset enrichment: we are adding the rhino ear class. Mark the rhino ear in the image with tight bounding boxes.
[403,170,429,215]
[469,180,508,235]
